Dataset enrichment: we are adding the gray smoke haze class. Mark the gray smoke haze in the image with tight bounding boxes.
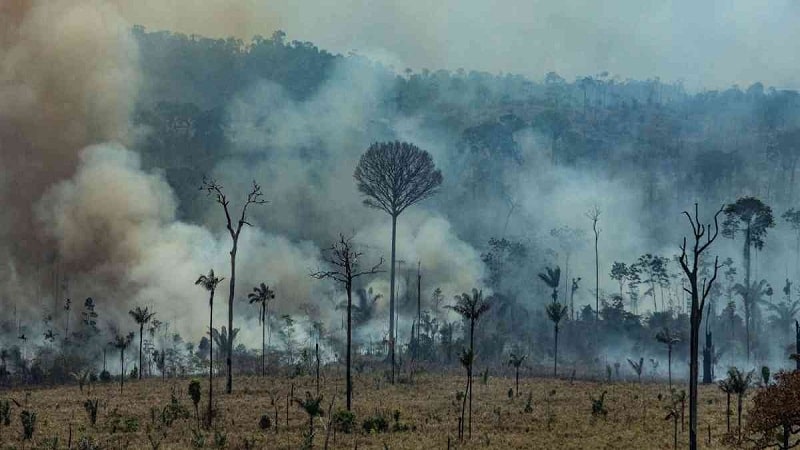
[114,0,800,90]
[3,0,800,378]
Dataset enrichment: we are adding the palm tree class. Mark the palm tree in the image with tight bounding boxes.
[248,283,275,377]
[457,348,473,440]
[727,367,754,439]
[447,289,491,440]
[628,357,644,383]
[294,391,324,447]
[196,269,224,428]
[110,332,134,393]
[538,266,561,303]
[508,353,526,396]
[545,302,569,377]
[128,306,156,380]
[212,327,239,360]
[655,328,681,389]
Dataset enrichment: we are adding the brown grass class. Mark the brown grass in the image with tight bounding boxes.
[0,372,743,449]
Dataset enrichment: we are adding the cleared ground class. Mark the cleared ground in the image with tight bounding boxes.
[0,372,742,449]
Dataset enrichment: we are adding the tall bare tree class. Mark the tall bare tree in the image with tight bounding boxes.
[678,203,723,450]
[196,269,224,428]
[248,283,275,377]
[587,206,601,321]
[201,178,266,394]
[354,141,443,383]
[311,234,383,411]
[128,306,156,380]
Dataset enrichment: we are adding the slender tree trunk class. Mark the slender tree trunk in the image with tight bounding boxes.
[468,319,475,439]
[346,281,353,411]
[261,303,265,376]
[744,226,751,362]
[594,222,599,322]
[227,244,237,394]
[689,289,700,450]
[725,392,730,433]
[784,424,790,450]
[796,320,800,371]
[389,214,397,384]
[208,289,214,428]
[553,325,559,377]
[139,324,144,380]
[120,349,124,393]
[667,346,672,389]
[737,395,743,439]
[515,367,519,396]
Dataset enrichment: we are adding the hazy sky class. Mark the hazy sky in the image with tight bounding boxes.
[114,0,800,90]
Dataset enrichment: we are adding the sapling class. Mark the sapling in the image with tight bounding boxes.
[188,379,201,427]
[508,353,526,396]
[83,399,99,426]
[761,366,770,386]
[628,357,644,383]
[295,391,324,448]
[590,391,608,418]
[20,409,36,442]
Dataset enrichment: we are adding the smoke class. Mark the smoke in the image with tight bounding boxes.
[111,0,800,90]
[0,0,139,271]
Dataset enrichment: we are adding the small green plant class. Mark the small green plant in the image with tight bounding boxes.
[77,435,101,450]
[362,412,389,434]
[524,392,533,413]
[591,391,608,417]
[391,409,410,432]
[0,399,10,426]
[20,409,36,441]
[99,370,112,382]
[83,398,99,426]
[761,366,770,386]
[214,429,227,449]
[188,379,202,425]
[481,368,489,385]
[191,429,206,448]
[332,409,355,433]
[123,417,139,433]
[259,415,271,430]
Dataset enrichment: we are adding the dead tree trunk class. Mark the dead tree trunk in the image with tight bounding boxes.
[678,203,723,450]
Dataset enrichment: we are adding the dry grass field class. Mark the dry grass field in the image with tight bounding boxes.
[0,372,745,449]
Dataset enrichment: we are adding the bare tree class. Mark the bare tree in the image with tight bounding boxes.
[200,178,266,394]
[586,206,601,321]
[354,141,443,383]
[311,234,383,411]
[678,203,723,450]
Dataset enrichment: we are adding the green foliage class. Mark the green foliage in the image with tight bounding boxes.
[258,414,271,430]
[591,391,608,417]
[83,398,99,426]
[188,379,202,410]
[0,399,10,426]
[362,412,389,434]
[20,409,36,440]
[761,366,771,386]
[332,409,355,433]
